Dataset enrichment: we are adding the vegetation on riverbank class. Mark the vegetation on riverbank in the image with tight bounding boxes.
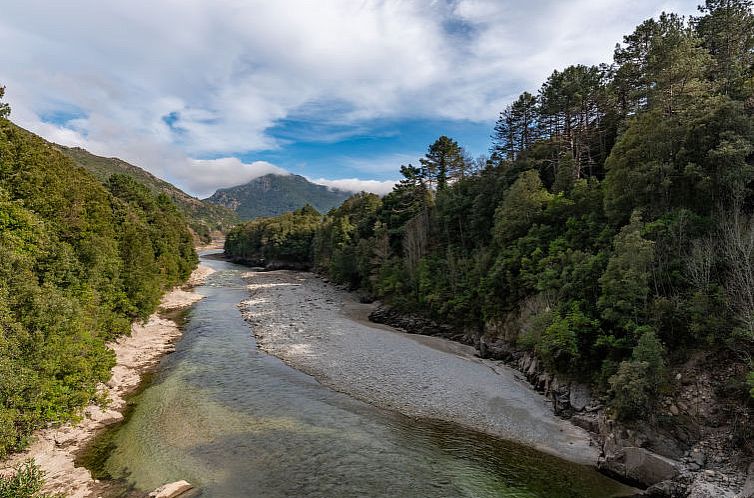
[0,460,61,498]
[225,0,754,428]
[0,99,197,458]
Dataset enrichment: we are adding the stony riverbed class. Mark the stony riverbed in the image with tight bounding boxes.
[240,270,600,465]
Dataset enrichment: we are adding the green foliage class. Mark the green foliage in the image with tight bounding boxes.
[419,136,467,190]
[748,371,754,399]
[225,205,322,265]
[536,304,599,373]
[313,192,382,288]
[0,118,196,457]
[492,170,553,244]
[0,460,62,498]
[61,146,238,243]
[609,329,666,419]
[0,87,9,119]
[598,212,654,337]
[695,0,754,98]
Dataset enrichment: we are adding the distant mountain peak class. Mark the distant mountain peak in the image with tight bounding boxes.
[205,173,351,220]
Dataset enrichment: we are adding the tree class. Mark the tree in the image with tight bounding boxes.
[0,86,9,119]
[419,136,466,191]
[491,92,539,161]
[609,328,666,419]
[614,13,711,116]
[598,212,655,335]
[492,170,553,244]
[536,65,613,182]
[613,18,661,114]
[695,0,754,98]
[719,204,754,339]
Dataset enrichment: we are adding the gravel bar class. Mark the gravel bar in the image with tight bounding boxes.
[240,270,599,465]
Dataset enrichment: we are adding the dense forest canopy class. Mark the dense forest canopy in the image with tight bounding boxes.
[0,103,197,457]
[226,1,754,419]
[60,146,239,244]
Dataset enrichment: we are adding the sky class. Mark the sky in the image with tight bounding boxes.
[0,0,700,198]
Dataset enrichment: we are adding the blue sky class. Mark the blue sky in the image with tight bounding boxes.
[246,117,493,182]
[0,0,700,197]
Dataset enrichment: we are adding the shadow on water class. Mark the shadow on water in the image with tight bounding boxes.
[79,251,635,498]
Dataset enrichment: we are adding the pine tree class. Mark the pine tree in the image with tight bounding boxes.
[491,92,538,161]
[695,0,754,98]
[420,136,466,191]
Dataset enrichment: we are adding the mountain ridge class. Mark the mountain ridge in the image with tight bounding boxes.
[204,173,353,220]
[58,145,238,241]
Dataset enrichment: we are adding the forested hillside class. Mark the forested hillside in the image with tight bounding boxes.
[225,205,322,266]
[0,94,197,457]
[226,0,754,428]
[205,173,351,220]
[61,146,238,243]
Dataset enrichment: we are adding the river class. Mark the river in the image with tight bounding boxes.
[83,252,633,497]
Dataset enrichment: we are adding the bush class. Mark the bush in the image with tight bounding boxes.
[535,304,601,374]
[0,460,62,498]
[536,310,580,373]
[609,328,666,419]
[608,359,653,420]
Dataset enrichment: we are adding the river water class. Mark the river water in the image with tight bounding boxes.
[86,253,631,497]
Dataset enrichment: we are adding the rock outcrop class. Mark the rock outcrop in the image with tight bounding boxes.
[149,480,194,498]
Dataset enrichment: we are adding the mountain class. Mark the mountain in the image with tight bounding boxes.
[204,173,352,220]
[59,146,238,242]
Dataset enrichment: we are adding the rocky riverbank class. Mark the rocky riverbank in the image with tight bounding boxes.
[0,265,215,498]
[239,270,605,466]
[370,306,754,498]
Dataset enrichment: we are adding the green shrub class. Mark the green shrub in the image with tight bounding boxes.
[609,329,666,419]
[0,460,62,498]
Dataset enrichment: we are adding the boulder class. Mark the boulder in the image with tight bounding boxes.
[624,447,680,486]
[689,448,705,467]
[149,480,193,498]
[569,383,591,412]
[645,480,685,497]
[571,413,598,433]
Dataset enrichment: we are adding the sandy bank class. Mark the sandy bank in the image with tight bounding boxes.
[0,265,215,498]
[240,270,600,466]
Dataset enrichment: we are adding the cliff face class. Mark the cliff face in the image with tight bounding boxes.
[204,173,351,220]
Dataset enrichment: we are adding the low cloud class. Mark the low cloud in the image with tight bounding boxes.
[309,177,397,196]
[185,158,289,198]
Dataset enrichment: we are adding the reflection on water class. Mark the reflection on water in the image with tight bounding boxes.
[90,253,631,497]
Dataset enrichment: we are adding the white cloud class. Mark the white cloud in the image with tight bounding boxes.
[309,177,397,196]
[0,0,700,196]
[185,159,289,198]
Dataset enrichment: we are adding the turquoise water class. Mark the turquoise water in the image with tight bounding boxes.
[88,253,632,497]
